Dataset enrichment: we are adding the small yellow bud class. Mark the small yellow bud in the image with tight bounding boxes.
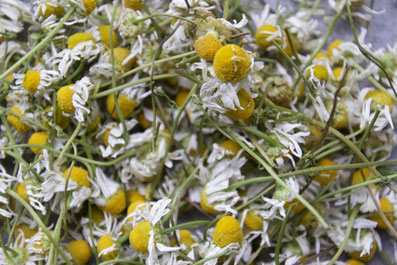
[66,240,92,265]
[194,34,223,61]
[7,107,31,133]
[98,189,127,215]
[175,90,189,108]
[315,51,329,61]
[307,65,329,81]
[213,44,251,83]
[57,85,75,114]
[28,132,50,155]
[99,25,118,48]
[255,24,279,50]
[82,0,96,15]
[16,183,29,203]
[124,0,143,10]
[218,139,242,157]
[347,238,377,262]
[129,221,152,253]
[68,33,95,49]
[106,94,136,120]
[314,158,337,185]
[370,198,394,229]
[43,105,70,130]
[14,224,38,241]
[345,260,365,265]
[113,47,136,73]
[328,40,345,58]
[97,234,118,260]
[244,210,263,231]
[352,168,377,190]
[225,89,255,120]
[86,114,101,133]
[213,216,243,247]
[365,90,393,112]
[22,70,40,93]
[40,4,64,19]
[137,112,152,129]
[127,190,146,204]
[62,167,91,188]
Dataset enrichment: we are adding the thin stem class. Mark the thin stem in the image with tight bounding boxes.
[57,122,82,166]
[134,13,197,25]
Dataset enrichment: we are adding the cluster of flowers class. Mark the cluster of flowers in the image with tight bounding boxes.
[0,0,397,264]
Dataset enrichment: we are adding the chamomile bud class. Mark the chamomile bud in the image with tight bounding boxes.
[68,33,95,50]
[7,107,31,133]
[106,94,136,121]
[213,216,243,247]
[365,90,393,112]
[345,260,365,265]
[4,247,29,265]
[378,53,397,78]
[200,185,220,215]
[103,128,112,147]
[325,100,348,130]
[28,132,50,155]
[82,0,96,15]
[113,47,136,73]
[66,240,92,265]
[314,158,337,185]
[315,51,329,61]
[43,105,70,130]
[352,168,377,189]
[97,234,118,260]
[194,33,223,61]
[129,221,152,253]
[99,25,118,48]
[328,40,345,59]
[62,167,91,188]
[255,24,279,50]
[137,112,152,129]
[39,4,64,19]
[22,70,40,93]
[219,139,242,157]
[16,183,29,203]
[244,210,263,231]
[347,237,377,262]
[370,197,394,229]
[265,76,295,107]
[124,0,143,10]
[91,206,105,224]
[57,85,75,114]
[307,65,329,81]
[225,89,255,120]
[98,189,127,215]
[177,230,195,247]
[127,190,146,204]
[86,114,101,133]
[213,44,251,83]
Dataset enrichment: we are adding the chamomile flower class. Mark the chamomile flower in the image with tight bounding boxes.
[350,168,380,213]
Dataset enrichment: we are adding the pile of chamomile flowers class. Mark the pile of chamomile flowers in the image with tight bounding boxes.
[1,0,397,264]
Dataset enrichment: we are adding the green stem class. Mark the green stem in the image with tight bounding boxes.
[161,220,211,234]
[275,203,296,265]
[328,206,359,265]
[134,13,197,25]
[7,189,72,265]
[57,122,82,166]
[193,248,230,265]
[0,7,76,81]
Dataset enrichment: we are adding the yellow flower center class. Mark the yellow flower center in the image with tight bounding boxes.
[213,44,251,83]
[244,210,263,231]
[179,230,195,247]
[98,189,127,215]
[307,65,329,81]
[218,139,242,157]
[62,166,91,187]
[200,185,220,215]
[40,4,64,19]
[324,100,348,130]
[113,47,136,73]
[43,105,70,130]
[97,234,118,260]
[194,34,223,61]
[129,221,152,253]
[314,158,338,185]
[352,168,377,190]
[82,0,96,15]
[124,0,143,10]
[137,112,152,129]
[28,132,50,155]
[175,90,189,108]
[345,259,365,265]
[315,51,329,61]
[68,33,95,49]
[16,183,29,203]
[128,190,146,204]
[86,114,101,133]
[327,39,345,58]
[57,85,75,114]
[255,24,279,50]
[99,25,118,48]
[90,206,105,224]
[365,90,393,112]
[347,237,377,262]
[213,216,243,247]
[66,240,92,265]
[225,89,255,120]
[106,94,136,120]
[22,70,40,93]
[7,107,31,133]
[14,224,38,241]
[370,197,394,230]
